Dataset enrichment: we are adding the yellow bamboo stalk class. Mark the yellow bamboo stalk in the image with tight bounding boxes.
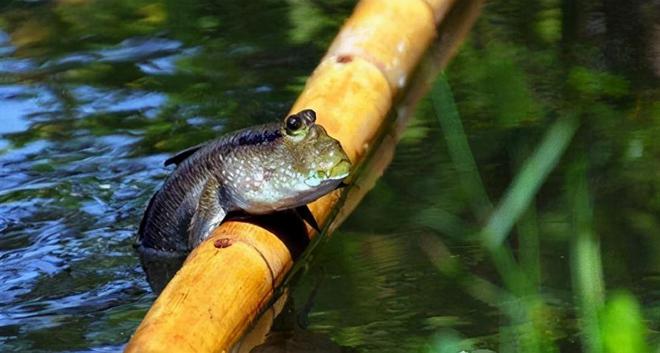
[125,1,477,352]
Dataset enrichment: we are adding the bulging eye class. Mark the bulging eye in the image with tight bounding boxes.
[285,115,303,134]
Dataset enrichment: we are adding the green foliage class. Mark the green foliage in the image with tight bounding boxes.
[534,7,561,44]
[601,292,649,353]
[428,330,473,353]
[567,66,630,99]
[287,0,334,44]
[449,43,541,128]
[419,0,657,348]
[55,0,167,41]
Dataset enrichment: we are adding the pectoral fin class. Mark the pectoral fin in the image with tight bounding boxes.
[188,180,227,249]
[295,205,321,233]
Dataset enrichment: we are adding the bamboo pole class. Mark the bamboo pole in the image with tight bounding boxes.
[125,0,477,352]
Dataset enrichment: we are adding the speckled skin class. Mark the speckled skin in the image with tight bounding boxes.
[136,111,351,254]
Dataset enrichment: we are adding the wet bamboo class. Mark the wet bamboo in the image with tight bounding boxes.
[124,0,474,352]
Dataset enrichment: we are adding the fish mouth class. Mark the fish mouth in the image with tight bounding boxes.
[327,159,351,179]
[304,159,351,187]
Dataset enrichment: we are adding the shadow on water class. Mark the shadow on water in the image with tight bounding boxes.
[0,0,658,352]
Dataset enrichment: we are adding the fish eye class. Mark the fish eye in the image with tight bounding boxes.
[285,115,304,134]
[299,109,316,123]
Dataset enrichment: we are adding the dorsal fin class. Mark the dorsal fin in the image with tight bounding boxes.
[164,143,205,167]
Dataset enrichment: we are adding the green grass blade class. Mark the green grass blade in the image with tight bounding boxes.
[431,73,493,219]
[568,153,604,353]
[482,114,579,249]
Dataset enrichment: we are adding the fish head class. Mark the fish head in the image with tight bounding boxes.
[281,109,351,189]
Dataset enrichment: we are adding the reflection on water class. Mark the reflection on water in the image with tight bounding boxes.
[0,86,57,135]
[0,0,658,352]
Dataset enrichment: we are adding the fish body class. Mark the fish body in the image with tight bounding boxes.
[136,110,351,255]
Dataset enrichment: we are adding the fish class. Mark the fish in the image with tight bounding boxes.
[135,109,351,256]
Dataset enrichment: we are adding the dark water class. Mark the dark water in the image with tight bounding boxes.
[0,1,658,352]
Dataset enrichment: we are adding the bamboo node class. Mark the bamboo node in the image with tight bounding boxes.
[336,54,353,63]
[214,238,234,249]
